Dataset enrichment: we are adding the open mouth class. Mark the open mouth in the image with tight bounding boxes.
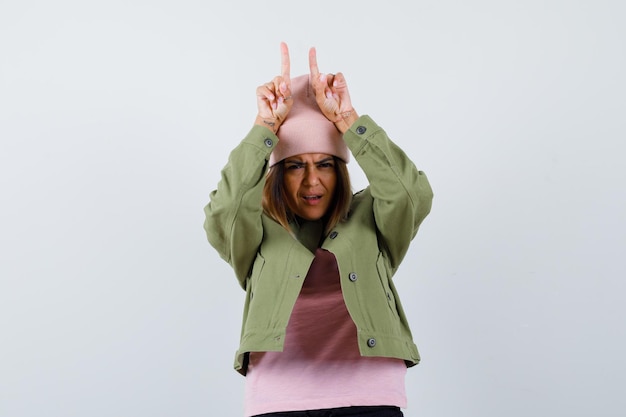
[302,194,323,205]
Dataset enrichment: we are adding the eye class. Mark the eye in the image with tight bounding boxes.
[317,161,334,169]
[285,163,304,170]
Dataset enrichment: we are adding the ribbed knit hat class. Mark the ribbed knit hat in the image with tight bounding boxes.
[269,74,349,166]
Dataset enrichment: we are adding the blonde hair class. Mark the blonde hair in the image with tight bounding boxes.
[262,156,352,236]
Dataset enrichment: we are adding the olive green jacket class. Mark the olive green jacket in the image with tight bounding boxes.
[204,115,433,375]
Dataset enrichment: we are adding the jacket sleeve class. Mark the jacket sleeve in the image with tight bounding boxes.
[343,115,433,272]
[203,125,278,289]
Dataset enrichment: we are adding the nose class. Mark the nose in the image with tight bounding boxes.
[303,165,319,186]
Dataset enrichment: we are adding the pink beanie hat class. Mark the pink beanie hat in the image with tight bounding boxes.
[269,74,349,166]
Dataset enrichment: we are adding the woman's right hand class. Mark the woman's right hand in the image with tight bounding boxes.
[254,42,293,133]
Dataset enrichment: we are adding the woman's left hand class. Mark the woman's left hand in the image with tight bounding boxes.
[308,47,359,133]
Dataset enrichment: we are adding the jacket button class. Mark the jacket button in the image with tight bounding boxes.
[329,231,338,239]
[367,338,376,348]
[356,126,367,135]
[348,272,358,282]
[264,138,273,147]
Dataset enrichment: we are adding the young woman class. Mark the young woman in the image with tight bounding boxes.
[204,43,433,417]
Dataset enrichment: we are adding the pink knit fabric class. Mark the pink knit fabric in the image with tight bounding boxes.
[244,248,407,417]
[270,74,350,166]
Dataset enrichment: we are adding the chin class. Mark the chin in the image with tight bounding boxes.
[300,211,325,221]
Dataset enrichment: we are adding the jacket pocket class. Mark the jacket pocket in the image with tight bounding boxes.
[375,252,400,318]
[248,252,266,302]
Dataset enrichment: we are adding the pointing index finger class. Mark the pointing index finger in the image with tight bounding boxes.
[309,46,320,80]
[280,42,291,83]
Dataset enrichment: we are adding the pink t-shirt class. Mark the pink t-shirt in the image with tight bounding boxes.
[244,248,407,417]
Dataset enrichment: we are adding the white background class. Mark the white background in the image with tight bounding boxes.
[1,1,625,416]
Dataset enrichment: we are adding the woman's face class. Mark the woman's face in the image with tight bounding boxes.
[283,153,337,221]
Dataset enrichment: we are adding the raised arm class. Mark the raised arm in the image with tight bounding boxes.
[344,117,433,271]
[307,46,432,269]
[204,43,294,288]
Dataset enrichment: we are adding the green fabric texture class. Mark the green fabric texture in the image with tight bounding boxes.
[204,116,433,375]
